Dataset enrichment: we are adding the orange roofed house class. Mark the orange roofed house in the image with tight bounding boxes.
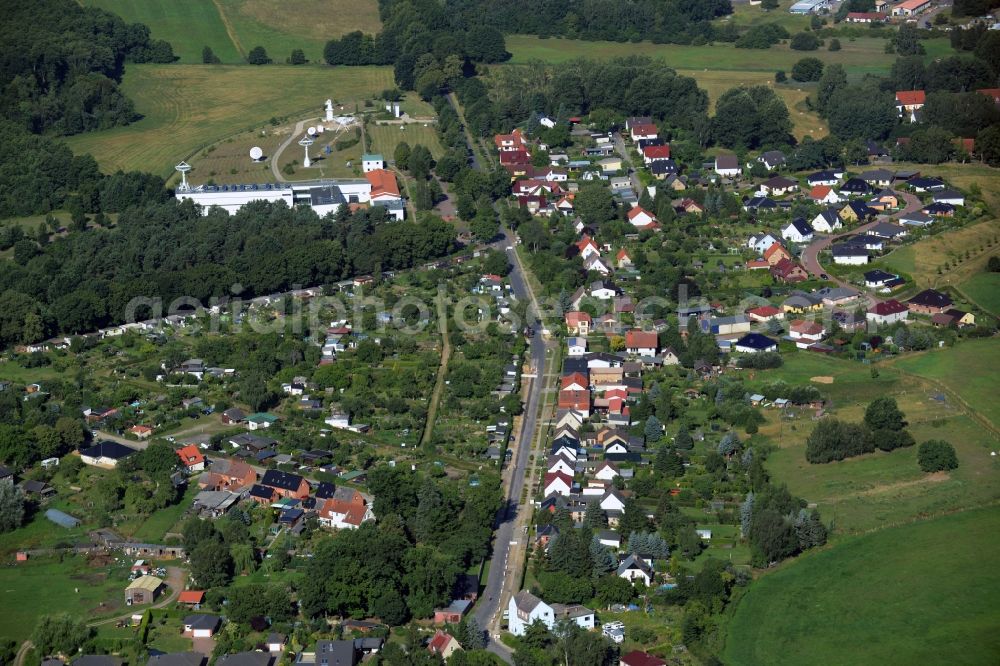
[763,243,791,266]
[176,445,206,473]
[895,90,926,120]
[198,458,256,492]
[495,128,528,152]
[364,169,404,221]
[318,496,373,530]
[558,390,591,417]
[565,311,592,335]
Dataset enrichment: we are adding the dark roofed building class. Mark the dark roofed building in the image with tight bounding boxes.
[907,288,953,315]
[260,469,309,499]
[146,653,206,666]
[80,441,136,467]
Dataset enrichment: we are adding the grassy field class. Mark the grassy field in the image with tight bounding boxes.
[368,123,445,161]
[725,507,1000,665]
[504,35,930,76]
[216,0,382,65]
[750,347,1000,533]
[959,271,1000,316]
[83,0,381,64]
[64,64,394,178]
[0,556,131,641]
[880,217,1000,289]
[890,338,1000,430]
[84,0,244,63]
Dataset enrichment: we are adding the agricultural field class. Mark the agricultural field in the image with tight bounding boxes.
[0,555,133,642]
[64,64,394,179]
[368,123,445,162]
[503,35,943,76]
[83,0,382,64]
[83,0,244,63]
[959,271,1000,316]
[724,507,1000,665]
[879,217,1000,289]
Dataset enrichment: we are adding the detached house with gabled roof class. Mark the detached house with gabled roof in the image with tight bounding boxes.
[758,150,786,170]
[808,185,842,205]
[714,154,741,177]
[626,206,658,230]
[760,176,798,197]
[812,208,843,233]
[260,469,309,500]
[867,299,909,324]
[625,330,658,357]
[907,289,953,315]
[617,554,654,586]
[895,90,926,119]
[782,217,814,244]
[544,471,574,497]
[763,243,791,266]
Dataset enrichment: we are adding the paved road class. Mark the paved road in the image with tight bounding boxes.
[270,117,318,182]
[800,190,923,292]
[471,231,551,663]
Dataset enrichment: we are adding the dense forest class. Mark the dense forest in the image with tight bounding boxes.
[0,202,456,343]
[437,0,733,43]
[1,0,174,135]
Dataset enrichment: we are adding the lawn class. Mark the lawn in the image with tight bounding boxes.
[890,338,1000,430]
[504,35,909,76]
[0,555,132,642]
[879,217,1000,291]
[82,0,382,64]
[368,123,445,161]
[724,507,1000,665]
[64,64,394,179]
[83,0,244,63]
[129,483,199,542]
[959,271,1000,316]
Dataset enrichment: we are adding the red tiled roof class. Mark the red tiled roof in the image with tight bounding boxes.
[365,169,400,198]
[621,651,667,666]
[763,243,789,260]
[178,590,205,604]
[790,319,825,335]
[565,311,592,325]
[625,330,658,349]
[895,90,926,106]
[809,185,833,200]
[869,299,907,316]
[176,445,205,468]
[747,305,782,318]
[561,372,589,389]
[642,145,671,159]
[631,123,658,136]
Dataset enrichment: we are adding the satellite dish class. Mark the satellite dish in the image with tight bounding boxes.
[249,146,263,161]
[307,126,317,136]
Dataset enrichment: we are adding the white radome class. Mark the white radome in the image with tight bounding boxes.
[249,146,263,161]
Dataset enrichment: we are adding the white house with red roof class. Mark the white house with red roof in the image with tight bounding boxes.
[616,249,633,269]
[746,305,784,322]
[895,90,926,120]
[625,330,658,357]
[626,207,658,230]
[867,299,909,325]
[565,311,591,335]
[629,123,658,141]
[544,471,574,497]
[494,128,528,152]
[641,145,671,164]
[789,320,826,348]
[561,372,589,392]
[576,235,600,261]
[176,445,206,473]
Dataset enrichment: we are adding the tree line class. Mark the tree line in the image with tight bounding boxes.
[1,0,174,135]
[0,200,457,345]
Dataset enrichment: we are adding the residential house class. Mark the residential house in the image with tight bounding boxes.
[933,189,965,206]
[494,128,527,152]
[626,206,658,230]
[923,202,955,217]
[641,145,671,165]
[427,631,462,660]
[649,160,678,179]
[812,209,843,233]
[508,591,555,636]
[565,311,592,336]
[432,599,472,625]
[246,413,277,430]
[763,243,791,266]
[747,232,781,254]
[744,196,778,213]
[867,222,907,240]
[198,458,256,492]
[840,200,873,224]
[860,169,894,189]
[892,0,931,17]
[80,441,136,468]
[807,170,842,186]
[817,286,859,306]
[616,249,633,269]
[625,330,658,357]
[839,178,870,197]
[907,177,945,192]
[895,89,926,118]
[900,211,934,227]
[831,243,869,265]
[770,258,809,283]
[907,289,953,315]
[544,471,574,497]
[808,185,842,205]
[629,123,659,142]
[864,269,900,289]
[594,461,620,481]
[783,292,824,314]
[714,154,741,177]
[789,320,826,348]
[318,497,373,530]
[782,218,814,244]
[547,454,576,476]
[758,150,786,170]
[733,333,778,353]
[760,176,798,197]
[175,445,205,473]
[867,299,909,324]
[146,653,206,666]
[260,470,309,500]
[177,590,205,608]
[708,315,751,336]
[932,309,976,328]
[617,554,653,586]
[584,254,612,275]
[566,337,588,357]
[746,305,784,322]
